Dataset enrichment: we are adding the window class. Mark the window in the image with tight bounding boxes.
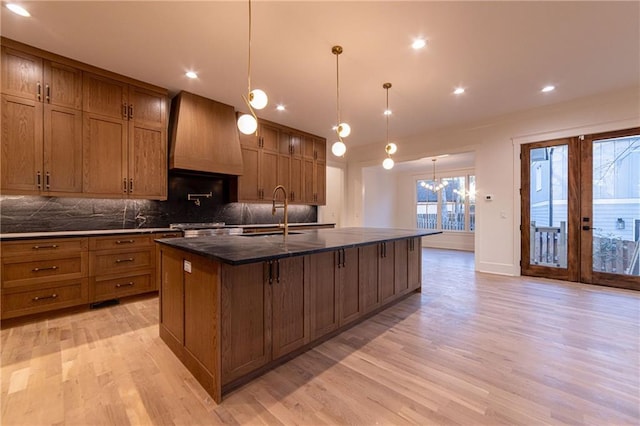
[416,174,475,232]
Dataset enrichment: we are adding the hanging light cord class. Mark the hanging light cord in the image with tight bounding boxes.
[385,87,389,147]
[336,51,340,127]
[246,0,252,95]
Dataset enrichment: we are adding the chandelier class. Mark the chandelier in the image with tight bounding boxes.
[420,158,448,192]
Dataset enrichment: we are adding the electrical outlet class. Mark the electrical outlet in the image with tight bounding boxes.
[184,260,192,273]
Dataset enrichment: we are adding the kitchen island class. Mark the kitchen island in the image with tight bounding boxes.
[155,227,440,402]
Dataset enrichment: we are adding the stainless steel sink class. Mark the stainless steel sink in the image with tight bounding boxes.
[239,231,302,237]
[183,228,243,237]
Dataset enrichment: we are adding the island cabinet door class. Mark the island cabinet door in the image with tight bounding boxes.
[407,237,422,291]
[221,262,271,385]
[271,256,307,359]
[307,251,339,341]
[184,255,221,390]
[338,247,361,326]
[394,240,410,296]
[159,246,185,345]
[378,241,396,304]
[359,244,380,313]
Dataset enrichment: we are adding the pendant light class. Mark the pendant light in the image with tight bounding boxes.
[382,82,397,170]
[331,45,350,157]
[420,158,449,191]
[237,0,268,135]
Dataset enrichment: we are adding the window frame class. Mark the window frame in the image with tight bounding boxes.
[415,168,475,233]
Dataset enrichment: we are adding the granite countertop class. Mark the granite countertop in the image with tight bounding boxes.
[0,223,335,240]
[0,228,177,240]
[156,227,441,265]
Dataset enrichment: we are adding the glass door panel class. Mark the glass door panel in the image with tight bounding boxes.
[521,139,580,281]
[582,131,640,289]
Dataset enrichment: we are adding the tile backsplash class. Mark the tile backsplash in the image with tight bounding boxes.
[0,173,317,234]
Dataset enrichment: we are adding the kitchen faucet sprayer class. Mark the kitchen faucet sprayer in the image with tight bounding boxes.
[271,185,289,239]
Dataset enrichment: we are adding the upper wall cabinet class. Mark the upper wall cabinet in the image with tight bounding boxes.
[0,38,168,200]
[82,73,167,199]
[237,118,326,206]
[169,91,244,176]
[1,46,83,195]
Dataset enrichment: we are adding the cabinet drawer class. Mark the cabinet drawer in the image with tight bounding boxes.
[1,278,88,319]
[89,234,152,251]
[2,253,87,288]
[92,271,154,302]
[91,249,153,275]
[1,237,88,257]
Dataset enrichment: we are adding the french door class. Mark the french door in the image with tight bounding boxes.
[521,128,640,290]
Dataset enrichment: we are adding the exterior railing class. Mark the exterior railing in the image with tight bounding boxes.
[530,221,567,268]
[593,235,640,276]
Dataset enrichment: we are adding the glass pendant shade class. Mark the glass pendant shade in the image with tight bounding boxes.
[331,141,347,157]
[385,143,397,155]
[382,157,394,170]
[249,89,268,110]
[237,113,258,135]
[337,122,351,138]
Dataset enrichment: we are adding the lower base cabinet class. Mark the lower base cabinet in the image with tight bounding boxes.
[158,236,423,403]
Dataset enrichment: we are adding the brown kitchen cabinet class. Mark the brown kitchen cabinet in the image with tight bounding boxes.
[1,39,168,200]
[83,73,167,200]
[394,239,410,295]
[0,237,89,319]
[270,257,308,358]
[89,234,156,302]
[1,46,83,195]
[221,256,307,381]
[238,119,326,205]
[307,251,340,340]
[238,121,280,201]
[337,247,361,326]
[157,234,423,403]
[408,237,422,291]
[221,262,271,384]
[359,244,381,313]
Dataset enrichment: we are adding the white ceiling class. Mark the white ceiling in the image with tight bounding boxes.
[2,1,639,154]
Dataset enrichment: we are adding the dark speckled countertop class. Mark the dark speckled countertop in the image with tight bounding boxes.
[156,227,441,265]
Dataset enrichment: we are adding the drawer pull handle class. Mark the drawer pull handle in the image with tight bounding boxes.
[115,258,134,263]
[161,233,179,237]
[115,239,135,244]
[32,244,59,250]
[33,293,58,301]
[115,282,134,288]
[32,266,58,272]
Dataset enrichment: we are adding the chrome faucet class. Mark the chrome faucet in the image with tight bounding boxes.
[271,185,289,238]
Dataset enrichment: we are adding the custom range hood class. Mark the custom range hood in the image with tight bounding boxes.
[169,91,244,175]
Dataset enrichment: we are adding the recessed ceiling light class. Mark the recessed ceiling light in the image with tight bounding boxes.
[276,104,285,111]
[384,109,392,116]
[541,85,555,93]
[185,71,198,79]
[412,38,427,50]
[6,3,30,17]
[453,87,465,95]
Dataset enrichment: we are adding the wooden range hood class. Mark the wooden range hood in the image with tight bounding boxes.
[169,91,244,175]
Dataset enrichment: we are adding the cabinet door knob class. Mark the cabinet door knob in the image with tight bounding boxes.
[128,104,134,120]
[36,171,42,189]
[45,172,50,190]
[36,82,42,101]
[122,103,128,119]
[45,84,50,103]
[123,178,128,193]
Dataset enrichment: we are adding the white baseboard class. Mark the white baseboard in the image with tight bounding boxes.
[477,261,518,276]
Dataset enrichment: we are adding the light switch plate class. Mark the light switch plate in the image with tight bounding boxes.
[183,260,192,273]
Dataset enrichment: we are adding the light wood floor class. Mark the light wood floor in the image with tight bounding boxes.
[2,248,639,425]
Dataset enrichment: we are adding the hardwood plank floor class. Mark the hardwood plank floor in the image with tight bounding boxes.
[2,248,639,425]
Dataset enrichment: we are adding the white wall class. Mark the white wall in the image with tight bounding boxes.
[362,165,396,227]
[344,86,640,276]
[318,164,346,228]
